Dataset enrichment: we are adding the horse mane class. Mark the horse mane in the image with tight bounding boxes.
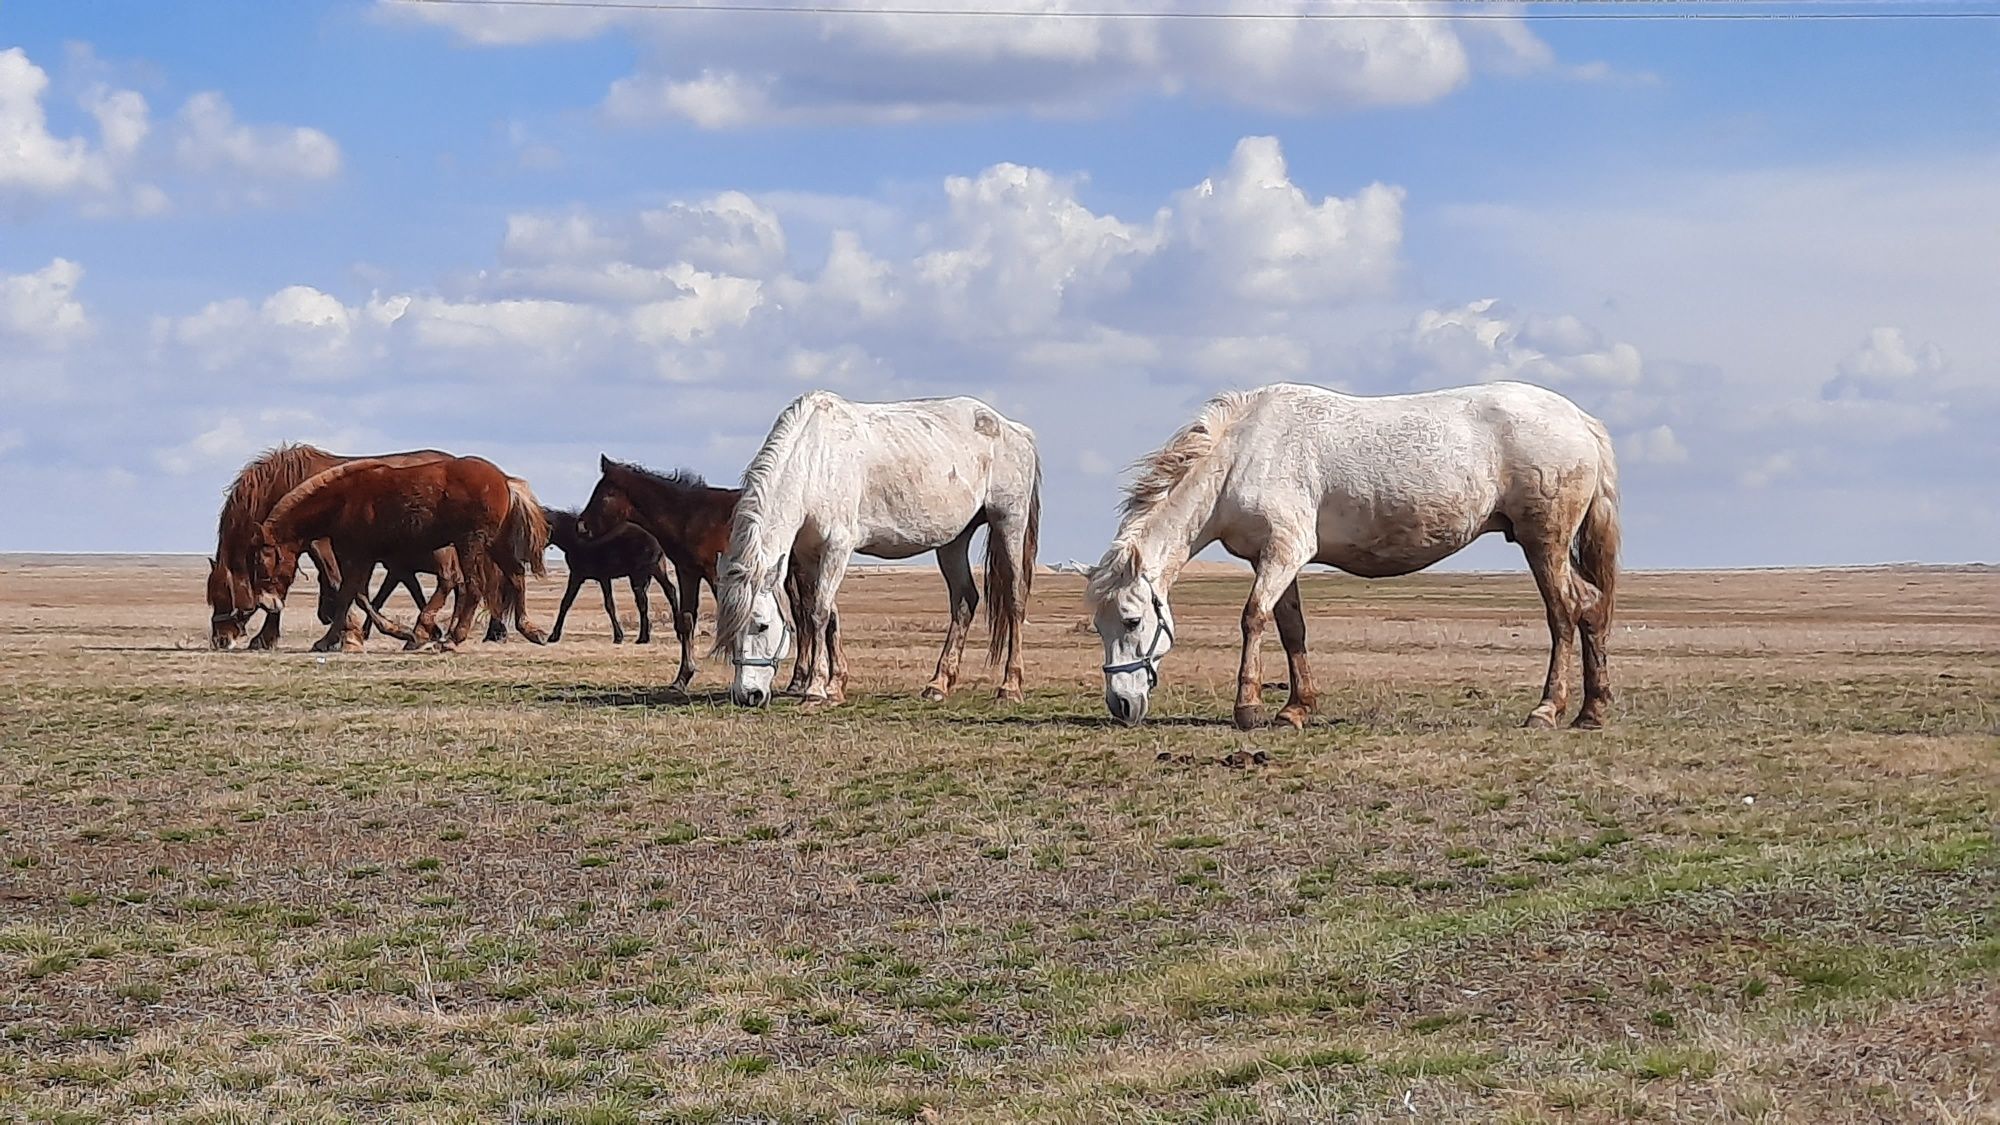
[603,459,711,501]
[1085,390,1256,608]
[1118,390,1254,523]
[217,443,335,547]
[727,391,832,570]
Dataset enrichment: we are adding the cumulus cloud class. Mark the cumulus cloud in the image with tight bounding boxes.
[386,0,1556,127]
[0,46,339,217]
[1825,327,1948,401]
[1394,298,1644,391]
[0,258,91,346]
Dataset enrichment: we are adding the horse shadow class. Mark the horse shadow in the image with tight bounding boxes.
[533,685,732,709]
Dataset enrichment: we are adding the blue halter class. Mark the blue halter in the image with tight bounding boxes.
[1101,578,1172,688]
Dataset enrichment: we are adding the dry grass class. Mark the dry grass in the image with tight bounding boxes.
[1,556,1996,1123]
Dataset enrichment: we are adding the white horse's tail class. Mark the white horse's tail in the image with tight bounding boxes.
[1572,417,1621,629]
[985,456,1040,665]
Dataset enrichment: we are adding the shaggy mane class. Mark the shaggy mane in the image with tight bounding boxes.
[217,444,335,547]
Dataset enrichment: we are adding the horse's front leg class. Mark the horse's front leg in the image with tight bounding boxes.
[1234,546,1309,731]
[630,574,652,645]
[438,540,488,650]
[248,609,283,651]
[549,573,583,642]
[312,557,374,653]
[783,561,816,697]
[801,546,852,707]
[405,565,456,650]
[671,560,701,692]
[1272,579,1317,730]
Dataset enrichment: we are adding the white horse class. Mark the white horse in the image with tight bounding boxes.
[1087,381,1620,731]
[715,392,1042,708]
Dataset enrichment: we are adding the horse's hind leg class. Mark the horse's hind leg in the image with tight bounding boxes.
[600,578,625,644]
[1520,533,1581,729]
[1234,540,1311,731]
[312,555,374,654]
[922,531,979,702]
[1272,579,1318,730]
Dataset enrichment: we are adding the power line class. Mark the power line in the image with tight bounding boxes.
[393,0,2000,20]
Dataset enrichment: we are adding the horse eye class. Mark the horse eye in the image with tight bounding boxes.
[754,621,768,634]
[1121,616,1142,631]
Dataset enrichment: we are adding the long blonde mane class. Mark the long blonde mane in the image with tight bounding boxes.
[715,392,833,648]
[1087,391,1254,606]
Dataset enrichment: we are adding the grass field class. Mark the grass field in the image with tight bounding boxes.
[2,556,1996,1123]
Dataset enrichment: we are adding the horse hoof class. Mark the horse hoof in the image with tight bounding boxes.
[919,686,948,703]
[1275,706,1310,730]
[519,628,548,646]
[1233,705,1265,731]
[800,696,836,712]
[1522,712,1558,730]
[247,638,275,652]
[995,688,1024,705]
[1570,712,1605,731]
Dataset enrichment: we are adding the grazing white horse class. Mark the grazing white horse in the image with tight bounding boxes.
[715,391,1042,708]
[1087,381,1620,731]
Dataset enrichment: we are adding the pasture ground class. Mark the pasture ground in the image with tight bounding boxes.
[1,556,1996,1123]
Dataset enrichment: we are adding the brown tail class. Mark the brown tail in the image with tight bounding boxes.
[985,458,1040,664]
[1571,419,1621,630]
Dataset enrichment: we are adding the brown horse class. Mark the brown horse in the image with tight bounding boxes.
[209,445,469,649]
[579,457,810,693]
[249,456,550,652]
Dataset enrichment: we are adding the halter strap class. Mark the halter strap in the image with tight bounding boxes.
[1101,578,1172,688]
[731,615,793,669]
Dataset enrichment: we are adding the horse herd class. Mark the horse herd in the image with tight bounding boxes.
[206,381,1621,731]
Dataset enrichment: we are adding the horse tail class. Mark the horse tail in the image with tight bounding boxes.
[1571,417,1621,630]
[985,454,1040,665]
[503,477,551,579]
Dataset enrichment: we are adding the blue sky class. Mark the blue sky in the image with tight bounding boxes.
[3,1,1996,566]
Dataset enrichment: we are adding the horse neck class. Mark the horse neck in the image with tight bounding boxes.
[1119,446,1232,591]
[219,450,343,565]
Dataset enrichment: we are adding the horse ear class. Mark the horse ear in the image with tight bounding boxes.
[599,453,613,472]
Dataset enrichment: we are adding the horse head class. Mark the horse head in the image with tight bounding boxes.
[716,553,790,708]
[207,556,255,650]
[1086,544,1176,727]
[578,455,638,541]
[246,525,301,614]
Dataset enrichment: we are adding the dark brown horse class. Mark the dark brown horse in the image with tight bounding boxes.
[249,456,549,652]
[579,457,810,692]
[209,445,473,649]
[544,508,679,644]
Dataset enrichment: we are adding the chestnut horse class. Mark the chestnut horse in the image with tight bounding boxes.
[209,445,471,650]
[249,456,550,652]
[579,457,809,693]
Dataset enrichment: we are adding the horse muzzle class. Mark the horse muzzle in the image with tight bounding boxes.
[1106,690,1149,727]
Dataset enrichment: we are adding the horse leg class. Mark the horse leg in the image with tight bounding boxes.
[366,570,402,643]
[312,554,373,653]
[631,575,652,645]
[600,578,624,644]
[1272,578,1318,730]
[783,562,817,697]
[651,560,680,650]
[549,573,584,643]
[921,531,979,702]
[988,511,1033,704]
[405,565,457,650]
[802,545,852,707]
[1234,543,1310,731]
[1571,560,1614,731]
[1520,533,1580,729]
[248,609,283,651]
[437,538,488,651]
[671,560,701,692]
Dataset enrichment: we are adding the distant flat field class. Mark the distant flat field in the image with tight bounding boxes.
[1,556,1995,1122]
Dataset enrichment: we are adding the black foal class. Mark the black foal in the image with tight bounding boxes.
[543,508,679,644]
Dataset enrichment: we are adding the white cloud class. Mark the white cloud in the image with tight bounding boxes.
[174,91,341,184]
[1396,298,1644,391]
[387,0,1557,127]
[0,258,91,346]
[1825,327,1948,401]
[1,46,339,218]
[1622,424,1688,466]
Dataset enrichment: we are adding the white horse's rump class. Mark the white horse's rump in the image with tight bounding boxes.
[1088,381,1620,730]
[716,391,1042,706]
